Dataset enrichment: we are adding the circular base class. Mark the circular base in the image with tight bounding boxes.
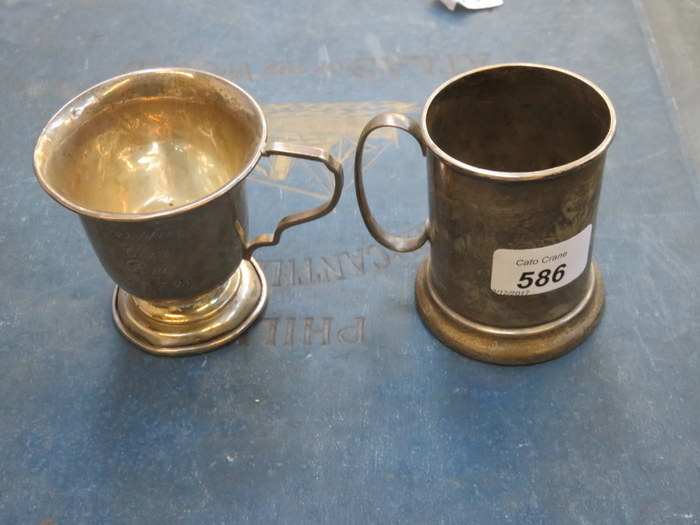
[113,258,268,356]
[415,258,605,365]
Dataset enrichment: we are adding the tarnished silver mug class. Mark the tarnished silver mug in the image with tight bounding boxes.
[34,68,343,356]
[355,64,615,364]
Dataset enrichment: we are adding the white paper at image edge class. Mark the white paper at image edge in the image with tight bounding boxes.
[440,0,504,10]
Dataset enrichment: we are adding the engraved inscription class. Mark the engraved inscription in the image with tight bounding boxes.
[97,223,196,295]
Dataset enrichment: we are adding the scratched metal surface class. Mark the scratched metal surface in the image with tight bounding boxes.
[1,0,699,523]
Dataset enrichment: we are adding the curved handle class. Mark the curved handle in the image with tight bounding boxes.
[244,141,344,258]
[354,113,429,253]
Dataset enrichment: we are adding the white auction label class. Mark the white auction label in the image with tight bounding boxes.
[490,225,592,296]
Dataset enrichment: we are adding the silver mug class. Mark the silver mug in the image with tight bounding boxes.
[355,64,616,364]
[34,68,343,356]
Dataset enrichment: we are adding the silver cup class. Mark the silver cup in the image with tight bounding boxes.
[35,68,343,356]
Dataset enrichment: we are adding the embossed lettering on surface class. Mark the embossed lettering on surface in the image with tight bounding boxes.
[233,316,365,347]
[258,237,423,288]
[125,54,490,83]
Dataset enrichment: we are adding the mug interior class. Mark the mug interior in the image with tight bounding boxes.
[35,69,265,216]
[425,65,613,173]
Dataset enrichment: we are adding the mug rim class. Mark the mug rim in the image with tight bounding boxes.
[419,63,617,181]
[33,67,267,222]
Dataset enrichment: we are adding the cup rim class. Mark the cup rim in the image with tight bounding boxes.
[419,63,617,181]
[33,67,267,221]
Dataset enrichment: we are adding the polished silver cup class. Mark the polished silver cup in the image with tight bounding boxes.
[35,68,343,356]
[355,64,615,364]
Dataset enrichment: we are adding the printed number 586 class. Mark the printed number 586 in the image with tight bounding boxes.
[517,264,567,289]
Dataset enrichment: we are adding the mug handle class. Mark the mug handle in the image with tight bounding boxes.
[354,113,430,252]
[244,141,344,258]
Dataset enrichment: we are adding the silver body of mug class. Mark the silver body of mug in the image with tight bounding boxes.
[355,64,616,364]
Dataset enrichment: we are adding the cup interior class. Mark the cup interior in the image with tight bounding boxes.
[35,70,265,216]
[425,65,613,173]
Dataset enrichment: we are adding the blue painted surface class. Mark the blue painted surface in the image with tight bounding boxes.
[1,1,699,523]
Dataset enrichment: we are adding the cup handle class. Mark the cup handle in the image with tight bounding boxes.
[244,141,344,258]
[354,113,430,253]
